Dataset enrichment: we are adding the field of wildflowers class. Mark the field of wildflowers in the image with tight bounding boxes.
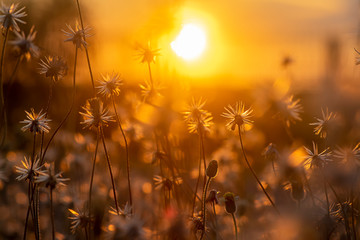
[0,0,360,239]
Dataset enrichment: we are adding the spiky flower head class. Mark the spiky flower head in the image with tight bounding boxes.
[15,156,43,181]
[223,192,236,214]
[303,142,331,169]
[139,79,164,102]
[183,98,213,134]
[109,202,132,219]
[106,216,145,240]
[310,108,335,138]
[277,95,303,127]
[206,160,218,178]
[80,98,114,130]
[38,56,67,82]
[97,72,123,98]
[136,42,160,64]
[333,143,360,166]
[68,209,91,233]
[10,25,38,60]
[153,175,183,191]
[20,108,51,134]
[221,101,253,131]
[0,3,26,33]
[35,167,69,189]
[62,23,91,49]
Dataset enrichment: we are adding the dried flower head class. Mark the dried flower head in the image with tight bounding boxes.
[10,25,38,60]
[136,42,160,64]
[80,98,114,129]
[205,189,219,204]
[277,95,303,127]
[263,143,280,163]
[62,23,91,49]
[139,79,164,102]
[303,142,331,169]
[153,175,183,190]
[223,192,236,214]
[20,108,51,134]
[221,101,253,131]
[333,143,360,165]
[35,167,69,189]
[97,72,123,98]
[15,156,43,181]
[183,98,213,134]
[310,108,336,138]
[107,216,145,240]
[39,56,67,82]
[109,202,132,219]
[0,3,26,33]
[68,208,91,233]
[206,160,218,178]
[330,201,358,222]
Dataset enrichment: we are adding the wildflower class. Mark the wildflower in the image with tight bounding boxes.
[35,168,69,189]
[330,201,358,222]
[109,202,132,219]
[153,175,183,191]
[80,98,114,129]
[276,95,303,127]
[20,108,51,134]
[10,26,38,60]
[139,79,164,101]
[223,192,236,214]
[221,101,253,131]
[15,156,43,181]
[38,56,68,82]
[263,143,280,163]
[310,108,335,138]
[136,42,160,64]
[205,189,219,204]
[68,209,91,233]
[62,23,91,49]
[206,160,218,178]
[303,142,331,168]
[333,143,360,165]
[183,98,213,134]
[0,3,26,33]
[97,72,123,98]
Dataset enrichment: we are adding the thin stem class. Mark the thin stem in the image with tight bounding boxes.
[100,127,119,214]
[237,126,280,215]
[41,47,77,165]
[199,129,207,200]
[147,61,153,86]
[324,178,330,216]
[192,134,203,216]
[75,0,95,94]
[0,28,9,147]
[200,177,211,240]
[212,202,218,237]
[50,188,55,240]
[231,213,238,240]
[40,82,54,158]
[88,127,100,237]
[111,95,132,210]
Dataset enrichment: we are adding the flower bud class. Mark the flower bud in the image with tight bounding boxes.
[206,160,218,178]
[224,192,236,214]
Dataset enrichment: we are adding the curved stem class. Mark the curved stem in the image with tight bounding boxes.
[147,61,153,86]
[231,213,238,240]
[237,126,280,215]
[192,133,203,216]
[111,95,132,210]
[75,0,95,94]
[40,82,54,158]
[41,47,77,165]
[100,127,119,214]
[88,127,99,236]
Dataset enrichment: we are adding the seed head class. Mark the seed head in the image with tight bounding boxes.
[35,167,69,189]
[303,142,331,169]
[10,25,38,60]
[68,208,91,233]
[80,98,114,130]
[183,98,213,134]
[310,108,335,138]
[62,23,92,49]
[38,56,68,82]
[0,3,26,33]
[20,108,51,134]
[15,156,43,181]
[277,95,303,127]
[221,101,253,131]
[97,72,123,98]
[135,42,160,64]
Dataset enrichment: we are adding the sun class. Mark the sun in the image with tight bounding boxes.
[171,23,207,61]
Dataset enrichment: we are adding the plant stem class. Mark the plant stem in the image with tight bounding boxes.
[237,126,280,215]
[0,27,9,147]
[111,95,133,210]
[88,127,99,237]
[232,213,238,240]
[40,81,54,158]
[147,61,153,86]
[100,127,119,213]
[75,0,95,94]
[192,133,203,216]
[200,177,211,240]
[50,187,55,240]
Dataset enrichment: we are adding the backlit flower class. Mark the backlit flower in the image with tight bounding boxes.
[38,56,67,82]
[97,72,123,98]
[62,23,91,49]
[310,108,335,138]
[303,142,331,168]
[35,167,69,189]
[333,143,360,165]
[15,156,43,181]
[136,42,160,64]
[10,26,38,60]
[221,101,253,131]
[0,3,26,33]
[80,98,114,129]
[20,108,51,134]
[277,95,303,127]
[68,208,91,233]
[183,98,213,134]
